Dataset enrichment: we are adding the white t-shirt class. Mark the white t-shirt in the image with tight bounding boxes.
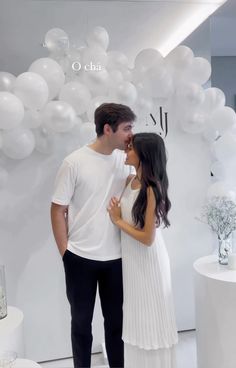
[52,145,131,261]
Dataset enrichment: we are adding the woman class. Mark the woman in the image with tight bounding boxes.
[108,132,178,368]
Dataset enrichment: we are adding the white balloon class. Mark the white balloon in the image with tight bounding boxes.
[109,70,124,86]
[44,28,69,54]
[83,69,109,96]
[214,131,236,164]
[59,81,91,115]
[207,106,236,136]
[79,122,96,145]
[181,112,206,134]
[14,72,49,110]
[134,48,163,72]
[29,58,65,100]
[86,96,109,122]
[207,181,236,201]
[202,88,225,113]
[0,72,16,92]
[0,167,8,189]
[34,126,55,155]
[112,81,137,105]
[166,45,194,70]
[43,101,76,133]
[135,95,153,120]
[0,91,24,129]
[86,26,109,51]
[176,83,205,107]
[2,127,35,159]
[22,109,42,129]
[106,51,129,71]
[142,65,173,98]
[186,57,211,85]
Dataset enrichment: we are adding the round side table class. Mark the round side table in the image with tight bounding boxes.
[194,255,236,368]
[0,306,24,356]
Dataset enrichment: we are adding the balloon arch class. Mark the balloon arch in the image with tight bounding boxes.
[0,26,236,200]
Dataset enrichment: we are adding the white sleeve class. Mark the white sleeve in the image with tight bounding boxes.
[51,160,77,206]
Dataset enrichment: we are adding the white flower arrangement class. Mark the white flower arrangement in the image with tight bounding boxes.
[201,196,236,240]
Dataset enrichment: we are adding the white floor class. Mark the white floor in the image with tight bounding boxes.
[39,330,197,368]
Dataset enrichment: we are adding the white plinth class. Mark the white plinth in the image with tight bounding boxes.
[0,306,24,357]
[194,255,236,368]
[14,359,41,367]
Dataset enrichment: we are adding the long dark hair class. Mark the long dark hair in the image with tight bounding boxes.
[132,132,171,228]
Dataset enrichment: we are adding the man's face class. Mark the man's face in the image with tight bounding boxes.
[110,121,133,150]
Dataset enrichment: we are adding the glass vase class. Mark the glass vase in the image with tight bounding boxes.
[0,265,7,319]
[218,234,232,265]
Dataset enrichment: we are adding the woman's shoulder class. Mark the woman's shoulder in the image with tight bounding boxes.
[126,174,135,186]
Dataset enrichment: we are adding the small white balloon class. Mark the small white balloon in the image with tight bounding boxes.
[44,28,69,54]
[14,72,49,110]
[176,83,205,107]
[109,70,124,86]
[181,112,206,134]
[207,106,236,136]
[83,69,109,96]
[143,64,173,98]
[186,57,211,85]
[29,58,65,100]
[43,100,76,133]
[112,81,137,105]
[82,46,107,69]
[0,72,16,92]
[106,51,129,71]
[202,88,225,113]
[34,126,55,155]
[86,26,109,51]
[2,127,35,159]
[0,91,24,129]
[59,81,91,115]
[0,167,8,189]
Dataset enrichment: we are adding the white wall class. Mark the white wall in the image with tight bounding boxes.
[0,1,213,362]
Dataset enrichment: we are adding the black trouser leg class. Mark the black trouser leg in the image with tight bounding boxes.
[98,258,124,368]
[63,251,97,368]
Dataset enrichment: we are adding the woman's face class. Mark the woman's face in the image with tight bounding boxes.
[125,142,140,167]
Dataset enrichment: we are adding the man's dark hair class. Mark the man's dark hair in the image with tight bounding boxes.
[94,103,136,137]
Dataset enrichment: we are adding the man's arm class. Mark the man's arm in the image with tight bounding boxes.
[51,203,69,257]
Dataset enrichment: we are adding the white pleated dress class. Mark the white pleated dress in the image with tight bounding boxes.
[120,179,178,368]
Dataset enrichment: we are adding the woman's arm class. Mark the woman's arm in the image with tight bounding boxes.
[108,187,156,246]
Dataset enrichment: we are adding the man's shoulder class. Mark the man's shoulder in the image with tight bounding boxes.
[64,146,88,165]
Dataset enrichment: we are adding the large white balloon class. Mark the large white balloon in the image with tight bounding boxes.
[112,81,137,105]
[29,58,65,100]
[43,101,76,133]
[134,48,163,72]
[166,45,194,70]
[214,131,236,164]
[14,72,49,110]
[59,81,91,115]
[0,92,24,129]
[142,64,173,98]
[0,72,16,92]
[206,106,236,136]
[86,26,109,51]
[186,57,211,85]
[2,127,35,159]
[176,83,205,107]
[44,28,69,54]
[202,88,225,113]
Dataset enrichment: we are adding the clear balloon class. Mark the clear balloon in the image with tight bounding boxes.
[86,26,109,51]
[0,72,16,92]
[59,81,91,115]
[43,101,76,133]
[44,28,69,54]
[0,91,24,129]
[14,72,49,110]
[29,58,65,100]
[2,127,35,159]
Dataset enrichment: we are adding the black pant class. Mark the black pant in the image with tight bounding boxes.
[63,250,124,368]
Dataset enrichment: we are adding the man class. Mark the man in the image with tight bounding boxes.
[51,103,136,368]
